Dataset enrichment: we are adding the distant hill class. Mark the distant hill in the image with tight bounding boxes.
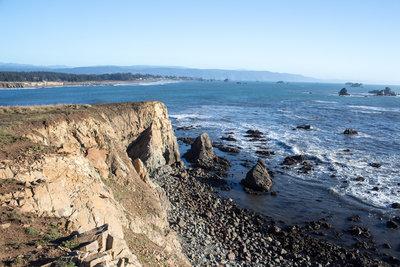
[0,63,319,82]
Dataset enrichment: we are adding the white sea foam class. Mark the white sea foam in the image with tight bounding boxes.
[313,100,338,104]
[113,80,181,86]
[348,105,400,113]
[171,103,400,209]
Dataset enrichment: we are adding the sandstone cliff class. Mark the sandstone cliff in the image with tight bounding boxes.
[0,102,189,266]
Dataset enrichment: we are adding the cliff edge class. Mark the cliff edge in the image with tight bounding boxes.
[0,102,189,266]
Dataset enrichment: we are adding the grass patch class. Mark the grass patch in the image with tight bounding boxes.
[0,129,21,145]
[61,239,79,250]
[53,259,77,267]
[44,227,62,241]
[25,227,39,236]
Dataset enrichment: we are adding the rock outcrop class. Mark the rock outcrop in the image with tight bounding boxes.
[339,88,350,96]
[183,133,229,174]
[241,160,273,193]
[0,102,189,266]
[343,128,358,135]
[369,87,397,96]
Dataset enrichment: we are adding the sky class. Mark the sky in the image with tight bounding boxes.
[0,0,399,84]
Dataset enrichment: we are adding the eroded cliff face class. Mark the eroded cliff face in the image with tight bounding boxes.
[0,102,189,266]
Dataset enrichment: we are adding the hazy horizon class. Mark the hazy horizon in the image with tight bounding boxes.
[1,0,400,84]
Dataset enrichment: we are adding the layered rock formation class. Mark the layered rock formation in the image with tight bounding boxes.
[0,102,189,266]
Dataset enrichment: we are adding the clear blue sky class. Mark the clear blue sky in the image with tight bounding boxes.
[1,0,399,83]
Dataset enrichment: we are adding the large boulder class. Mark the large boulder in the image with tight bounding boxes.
[184,133,214,163]
[183,133,229,174]
[241,160,273,193]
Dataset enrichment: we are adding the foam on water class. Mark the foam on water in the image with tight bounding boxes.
[172,99,400,209]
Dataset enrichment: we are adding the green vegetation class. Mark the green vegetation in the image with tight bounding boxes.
[0,129,20,145]
[53,259,77,267]
[25,227,39,236]
[0,71,184,82]
[61,239,79,250]
[44,227,63,241]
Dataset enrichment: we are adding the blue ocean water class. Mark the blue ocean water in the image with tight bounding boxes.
[1,81,400,251]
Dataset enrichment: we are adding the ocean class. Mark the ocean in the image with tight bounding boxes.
[1,81,399,254]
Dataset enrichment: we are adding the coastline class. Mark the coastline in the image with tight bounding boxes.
[0,78,181,89]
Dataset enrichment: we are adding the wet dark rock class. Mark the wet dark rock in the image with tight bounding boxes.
[348,226,371,238]
[371,186,380,191]
[241,160,273,193]
[213,142,240,154]
[177,137,195,145]
[299,161,314,173]
[353,176,365,182]
[339,88,350,96]
[177,125,196,131]
[369,87,397,96]
[240,159,253,168]
[391,203,400,209]
[244,129,264,140]
[255,149,275,157]
[343,128,358,135]
[220,135,237,142]
[296,124,312,130]
[152,158,387,266]
[393,216,400,224]
[386,220,399,229]
[347,215,361,222]
[282,155,306,165]
[369,162,381,168]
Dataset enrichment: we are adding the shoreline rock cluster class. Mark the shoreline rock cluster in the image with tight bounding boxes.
[152,162,390,266]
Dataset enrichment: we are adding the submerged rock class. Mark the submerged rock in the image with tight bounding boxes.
[213,142,240,154]
[339,88,350,96]
[391,203,400,209]
[177,137,195,145]
[255,149,275,157]
[221,135,237,142]
[244,129,264,140]
[353,176,365,182]
[369,162,381,168]
[296,124,312,130]
[343,128,358,135]
[386,220,399,229]
[177,125,196,131]
[282,155,306,165]
[241,160,273,193]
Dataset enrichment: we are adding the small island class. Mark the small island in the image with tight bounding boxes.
[368,87,397,96]
[345,82,363,87]
[338,88,350,96]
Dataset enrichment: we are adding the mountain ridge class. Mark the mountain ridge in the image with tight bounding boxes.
[0,62,319,82]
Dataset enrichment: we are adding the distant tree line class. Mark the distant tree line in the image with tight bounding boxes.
[0,71,188,82]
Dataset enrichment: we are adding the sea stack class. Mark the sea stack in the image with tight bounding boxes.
[339,88,350,96]
[241,160,273,193]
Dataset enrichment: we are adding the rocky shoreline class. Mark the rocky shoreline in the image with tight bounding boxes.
[153,163,393,266]
[0,79,177,89]
[153,132,398,266]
